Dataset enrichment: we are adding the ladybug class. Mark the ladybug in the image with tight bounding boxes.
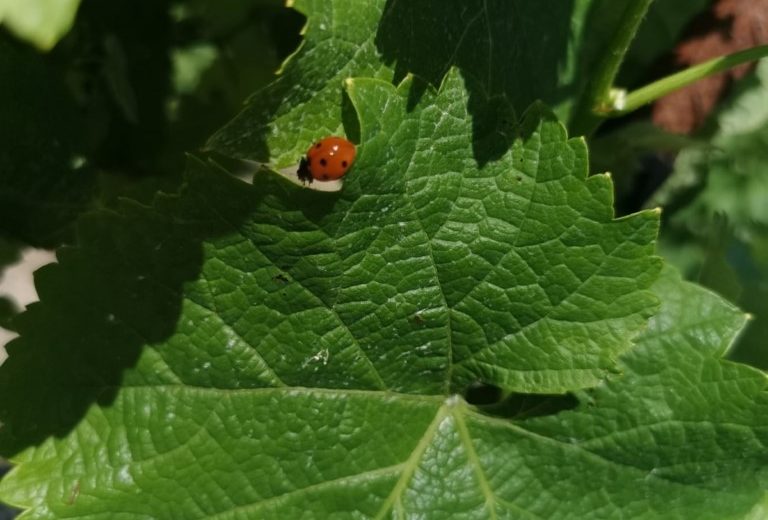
[297,136,356,183]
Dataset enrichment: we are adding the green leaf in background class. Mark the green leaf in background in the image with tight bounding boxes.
[652,59,768,238]
[732,232,768,370]
[166,0,303,153]
[650,59,768,370]
[0,69,664,516]
[209,0,663,165]
[588,121,697,213]
[0,0,81,51]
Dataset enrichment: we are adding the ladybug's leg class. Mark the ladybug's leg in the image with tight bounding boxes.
[297,157,313,184]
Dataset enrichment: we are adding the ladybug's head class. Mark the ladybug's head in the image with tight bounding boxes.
[296,157,313,184]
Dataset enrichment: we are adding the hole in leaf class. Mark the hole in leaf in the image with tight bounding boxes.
[465,382,579,419]
[464,382,503,405]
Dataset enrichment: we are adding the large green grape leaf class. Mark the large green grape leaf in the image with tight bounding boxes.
[208,0,649,165]
[0,69,668,517]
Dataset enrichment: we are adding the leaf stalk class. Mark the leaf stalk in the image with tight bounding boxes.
[569,0,655,137]
[604,44,768,117]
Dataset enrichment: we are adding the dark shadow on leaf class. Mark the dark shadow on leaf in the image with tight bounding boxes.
[0,158,272,456]
[464,74,518,167]
[340,89,361,145]
[375,0,576,163]
[518,101,560,142]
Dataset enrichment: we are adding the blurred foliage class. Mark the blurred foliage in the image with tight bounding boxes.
[0,0,82,50]
[0,33,96,247]
[0,0,302,251]
[645,59,768,369]
[587,2,768,370]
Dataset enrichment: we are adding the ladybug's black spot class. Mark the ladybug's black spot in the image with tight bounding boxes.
[341,161,348,168]
[315,143,322,148]
[321,174,329,180]
[319,158,327,167]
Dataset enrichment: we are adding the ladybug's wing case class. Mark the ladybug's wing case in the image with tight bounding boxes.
[297,137,356,183]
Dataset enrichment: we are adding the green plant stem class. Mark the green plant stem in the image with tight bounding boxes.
[569,0,655,137]
[605,44,768,117]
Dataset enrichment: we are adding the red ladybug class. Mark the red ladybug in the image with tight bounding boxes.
[297,136,356,183]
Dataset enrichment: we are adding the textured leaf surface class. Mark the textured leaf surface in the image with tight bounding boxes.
[0,68,669,517]
[207,0,630,164]
[522,266,768,519]
[0,0,81,50]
